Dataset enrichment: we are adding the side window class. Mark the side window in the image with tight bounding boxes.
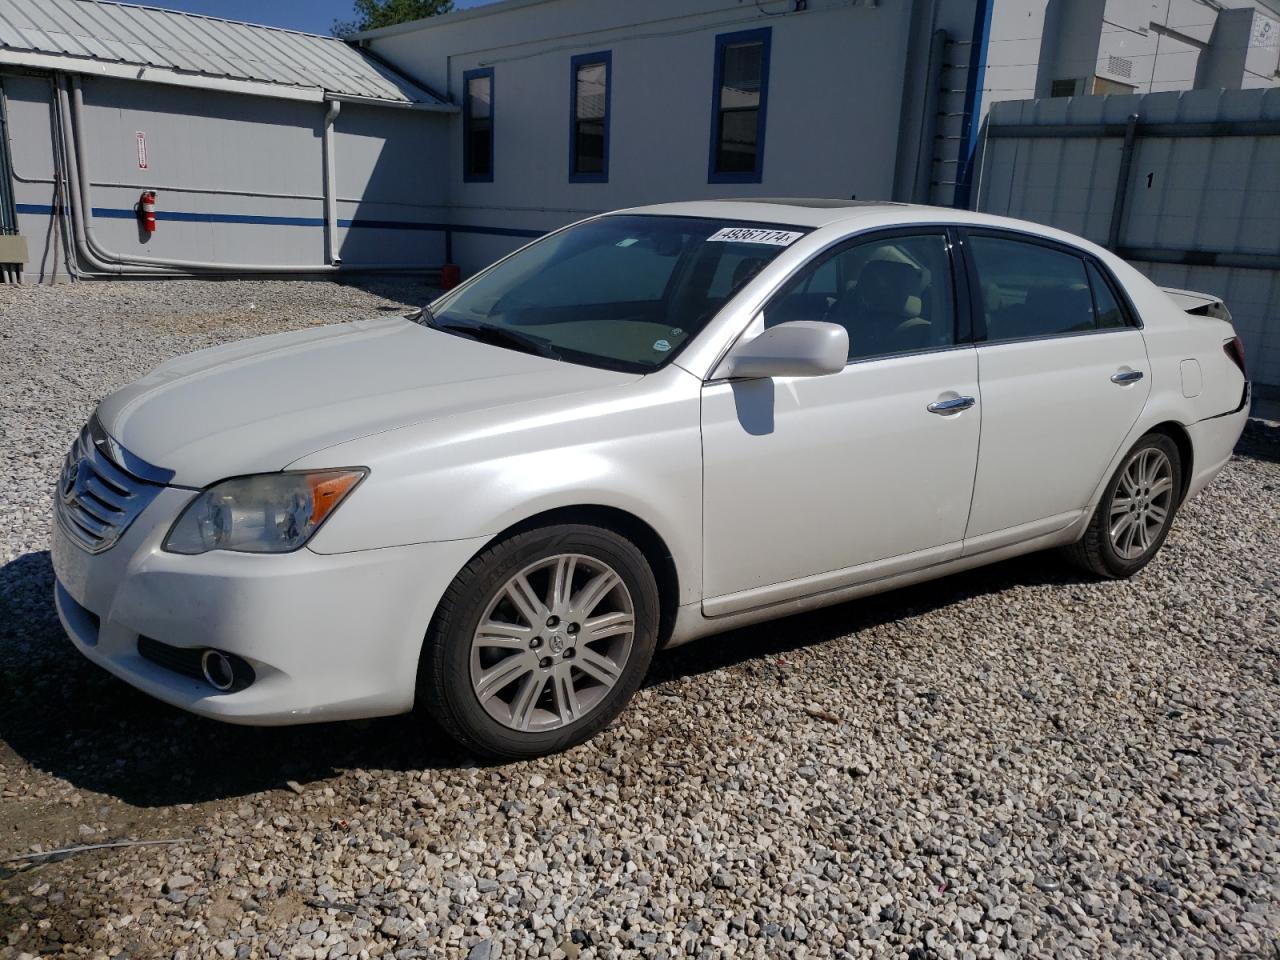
[1086,261,1128,328]
[570,52,610,182]
[709,28,771,183]
[765,233,956,361]
[463,68,494,182]
[968,236,1097,341]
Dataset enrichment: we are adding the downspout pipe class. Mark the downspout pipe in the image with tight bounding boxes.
[323,99,341,266]
[953,0,994,209]
[54,76,172,275]
[63,76,434,275]
[913,29,949,204]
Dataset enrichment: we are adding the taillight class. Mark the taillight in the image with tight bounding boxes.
[1224,336,1247,377]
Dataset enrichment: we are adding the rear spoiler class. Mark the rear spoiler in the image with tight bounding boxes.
[1161,286,1232,321]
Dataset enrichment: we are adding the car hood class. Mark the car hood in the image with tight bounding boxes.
[96,316,639,487]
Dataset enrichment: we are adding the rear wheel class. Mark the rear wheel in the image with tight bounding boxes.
[420,524,659,760]
[1063,432,1182,579]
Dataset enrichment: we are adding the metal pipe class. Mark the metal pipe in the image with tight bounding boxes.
[50,78,93,280]
[64,76,435,276]
[1107,114,1139,252]
[953,0,994,208]
[323,99,341,266]
[55,77,171,276]
[914,29,949,204]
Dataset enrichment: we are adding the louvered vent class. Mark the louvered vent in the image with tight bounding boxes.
[1108,55,1134,79]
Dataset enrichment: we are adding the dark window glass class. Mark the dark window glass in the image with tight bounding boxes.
[969,236,1097,341]
[1086,261,1127,328]
[464,72,492,180]
[713,36,767,176]
[766,234,956,360]
[430,215,808,372]
[573,59,608,177]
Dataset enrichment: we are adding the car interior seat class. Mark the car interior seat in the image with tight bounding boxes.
[992,284,1093,340]
[828,259,931,357]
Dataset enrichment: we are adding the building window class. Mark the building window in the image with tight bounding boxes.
[1049,78,1080,98]
[708,27,771,184]
[569,51,611,182]
[463,67,494,182]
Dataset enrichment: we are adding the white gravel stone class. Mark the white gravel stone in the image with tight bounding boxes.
[0,279,1277,960]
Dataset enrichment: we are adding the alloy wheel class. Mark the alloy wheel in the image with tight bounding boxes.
[1109,447,1174,560]
[469,554,635,732]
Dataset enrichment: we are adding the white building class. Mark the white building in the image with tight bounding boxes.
[0,0,455,282]
[982,0,1280,108]
[3,0,1277,283]
[353,0,1280,272]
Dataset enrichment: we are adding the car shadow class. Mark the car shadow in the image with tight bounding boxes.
[0,545,1094,808]
[1238,416,1280,464]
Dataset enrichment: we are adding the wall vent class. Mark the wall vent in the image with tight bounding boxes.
[1108,55,1134,79]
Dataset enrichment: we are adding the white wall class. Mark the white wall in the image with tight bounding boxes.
[981,0,1280,119]
[977,88,1280,389]
[366,0,923,272]
[4,72,449,280]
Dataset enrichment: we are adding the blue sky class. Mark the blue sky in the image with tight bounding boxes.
[145,0,492,35]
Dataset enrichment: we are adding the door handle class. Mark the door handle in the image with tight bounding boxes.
[927,396,976,415]
[1111,370,1144,384]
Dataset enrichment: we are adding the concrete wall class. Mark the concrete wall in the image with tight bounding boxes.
[981,0,1280,119]
[4,72,449,281]
[366,0,975,273]
[6,74,63,281]
[976,87,1280,390]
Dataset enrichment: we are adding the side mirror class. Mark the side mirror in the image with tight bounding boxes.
[715,321,849,380]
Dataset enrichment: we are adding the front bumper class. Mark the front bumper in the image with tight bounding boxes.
[52,486,487,725]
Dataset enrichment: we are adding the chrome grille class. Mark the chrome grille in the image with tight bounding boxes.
[55,419,171,554]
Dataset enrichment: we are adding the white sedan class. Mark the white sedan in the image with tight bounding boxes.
[51,201,1251,759]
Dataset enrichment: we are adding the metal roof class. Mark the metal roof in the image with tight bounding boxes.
[0,0,450,106]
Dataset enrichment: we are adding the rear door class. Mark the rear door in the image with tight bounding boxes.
[960,230,1150,545]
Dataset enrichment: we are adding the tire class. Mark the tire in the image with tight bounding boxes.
[1062,432,1183,579]
[419,523,660,760]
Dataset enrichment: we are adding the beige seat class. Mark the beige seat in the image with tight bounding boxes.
[827,259,931,358]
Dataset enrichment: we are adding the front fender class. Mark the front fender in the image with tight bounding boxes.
[295,369,705,606]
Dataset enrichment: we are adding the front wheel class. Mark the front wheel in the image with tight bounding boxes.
[420,524,659,760]
[1063,432,1182,579]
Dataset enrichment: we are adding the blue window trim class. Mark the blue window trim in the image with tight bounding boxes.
[462,66,495,183]
[568,50,612,183]
[707,26,771,185]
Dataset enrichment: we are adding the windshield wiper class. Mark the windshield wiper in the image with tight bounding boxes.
[424,316,561,361]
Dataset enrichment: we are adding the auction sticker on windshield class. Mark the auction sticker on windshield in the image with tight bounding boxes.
[706,227,805,246]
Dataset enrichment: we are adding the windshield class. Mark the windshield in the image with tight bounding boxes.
[428,215,810,372]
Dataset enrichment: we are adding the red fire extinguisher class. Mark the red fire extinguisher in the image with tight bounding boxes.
[137,191,157,233]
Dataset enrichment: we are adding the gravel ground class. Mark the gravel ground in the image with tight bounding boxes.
[1,279,1278,959]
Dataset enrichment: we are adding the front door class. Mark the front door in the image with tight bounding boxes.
[700,230,983,615]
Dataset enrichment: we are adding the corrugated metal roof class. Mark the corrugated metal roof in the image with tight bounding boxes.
[0,0,448,104]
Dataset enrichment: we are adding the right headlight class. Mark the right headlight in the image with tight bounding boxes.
[163,469,366,555]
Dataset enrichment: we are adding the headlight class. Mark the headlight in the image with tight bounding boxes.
[163,469,366,555]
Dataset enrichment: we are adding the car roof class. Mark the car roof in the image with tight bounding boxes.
[610,199,1118,258]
